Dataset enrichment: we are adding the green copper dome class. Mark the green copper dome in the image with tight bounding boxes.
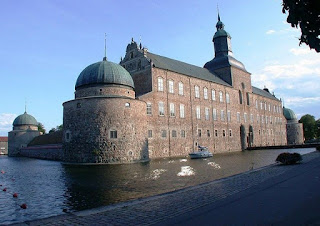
[75,58,134,89]
[13,112,38,126]
[283,107,297,121]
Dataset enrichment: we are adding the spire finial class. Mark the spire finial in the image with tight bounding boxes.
[103,33,107,61]
[217,4,220,21]
[139,35,142,49]
[25,98,27,113]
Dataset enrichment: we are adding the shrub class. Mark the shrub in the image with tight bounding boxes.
[276,152,302,165]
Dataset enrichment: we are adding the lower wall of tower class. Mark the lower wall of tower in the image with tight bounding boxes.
[63,97,148,163]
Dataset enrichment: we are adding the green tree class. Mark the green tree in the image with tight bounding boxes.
[316,119,320,139]
[38,123,46,134]
[49,124,63,133]
[299,114,316,141]
[282,0,320,52]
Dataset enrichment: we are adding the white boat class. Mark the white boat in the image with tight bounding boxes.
[189,146,213,159]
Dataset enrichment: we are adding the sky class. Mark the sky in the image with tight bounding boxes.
[1,0,319,136]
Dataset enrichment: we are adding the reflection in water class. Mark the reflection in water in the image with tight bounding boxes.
[0,148,315,225]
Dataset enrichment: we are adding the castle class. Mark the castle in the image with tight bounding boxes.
[8,16,304,162]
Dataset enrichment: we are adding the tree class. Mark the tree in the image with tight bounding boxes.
[316,119,320,139]
[282,0,320,52]
[299,114,316,141]
[49,124,63,133]
[38,123,46,134]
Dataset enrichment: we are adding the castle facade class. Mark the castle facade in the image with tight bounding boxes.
[61,17,296,163]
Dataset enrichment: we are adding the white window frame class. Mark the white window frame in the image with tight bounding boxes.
[226,93,230,104]
[219,91,223,102]
[212,108,217,121]
[159,102,164,116]
[212,89,216,101]
[180,104,185,118]
[196,106,201,119]
[178,82,184,95]
[168,80,174,94]
[158,77,164,92]
[205,107,210,120]
[204,87,208,100]
[146,102,152,115]
[195,85,200,98]
[220,110,225,121]
[227,110,231,122]
[170,103,175,117]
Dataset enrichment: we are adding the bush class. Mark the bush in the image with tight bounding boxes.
[276,152,302,165]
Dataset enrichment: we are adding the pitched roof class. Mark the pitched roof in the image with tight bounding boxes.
[252,86,280,101]
[0,137,8,142]
[146,52,231,87]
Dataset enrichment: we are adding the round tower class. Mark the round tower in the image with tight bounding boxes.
[63,57,148,163]
[283,107,304,145]
[8,111,40,156]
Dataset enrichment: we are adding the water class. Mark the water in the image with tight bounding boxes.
[0,148,315,225]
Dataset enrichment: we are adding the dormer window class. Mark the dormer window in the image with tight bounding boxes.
[130,52,134,59]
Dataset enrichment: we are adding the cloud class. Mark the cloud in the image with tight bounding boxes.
[266,30,275,35]
[285,96,320,106]
[0,113,16,136]
[290,47,313,56]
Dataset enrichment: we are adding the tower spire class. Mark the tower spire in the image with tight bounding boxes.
[103,33,107,61]
[217,4,220,21]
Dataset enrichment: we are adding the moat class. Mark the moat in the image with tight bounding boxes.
[0,148,315,225]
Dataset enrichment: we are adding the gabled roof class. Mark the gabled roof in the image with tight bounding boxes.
[146,52,231,87]
[252,86,280,101]
[0,137,8,142]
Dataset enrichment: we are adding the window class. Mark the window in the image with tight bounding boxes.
[77,103,81,108]
[158,77,164,91]
[212,89,216,100]
[229,129,232,137]
[239,90,243,104]
[215,129,218,137]
[110,130,117,139]
[212,108,217,121]
[161,130,167,138]
[270,116,272,124]
[227,110,231,122]
[223,130,226,137]
[168,80,174,93]
[261,102,263,110]
[226,93,230,103]
[244,113,247,123]
[204,87,208,99]
[159,102,164,116]
[274,105,276,112]
[207,130,210,137]
[130,52,134,58]
[237,112,240,122]
[246,93,250,105]
[268,104,271,111]
[250,114,253,123]
[261,115,264,123]
[196,106,201,119]
[195,85,200,98]
[219,91,223,102]
[138,59,141,70]
[170,103,175,117]
[178,82,184,95]
[205,107,210,120]
[266,116,268,124]
[125,103,130,107]
[172,130,177,137]
[264,102,267,110]
[257,114,260,123]
[181,130,186,138]
[148,130,153,138]
[147,103,152,115]
[180,104,185,118]
[198,129,202,137]
[256,100,258,109]
[220,110,225,121]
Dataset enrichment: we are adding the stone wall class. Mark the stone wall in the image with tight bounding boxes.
[287,121,304,145]
[0,140,8,155]
[20,144,63,161]
[8,130,40,156]
[63,95,148,163]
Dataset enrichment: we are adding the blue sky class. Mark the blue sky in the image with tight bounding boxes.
[1,0,319,136]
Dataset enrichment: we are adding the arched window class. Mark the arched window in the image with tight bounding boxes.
[246,93,250,105]
[226,93,230,103]
[239,90,243,104]
[195,86,200,98]
[219,91,223,102]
